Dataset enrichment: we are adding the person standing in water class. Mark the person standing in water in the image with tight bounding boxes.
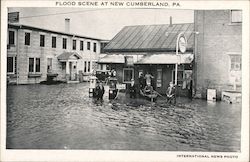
[144,72,154,86]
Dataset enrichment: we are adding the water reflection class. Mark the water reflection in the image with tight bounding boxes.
[7,83,241,151]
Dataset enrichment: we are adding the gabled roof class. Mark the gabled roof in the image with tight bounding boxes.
[104,23,194,53]
[9,23,103,41]
[57,52,82,61]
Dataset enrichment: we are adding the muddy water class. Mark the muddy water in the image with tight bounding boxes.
[7,83,241,151]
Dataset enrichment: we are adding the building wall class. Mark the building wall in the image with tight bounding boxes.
[194,10,242,99]
[7,26,101,84]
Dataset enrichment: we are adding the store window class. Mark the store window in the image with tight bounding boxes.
[40,35,45,47]
[156,69,162,87]
[8,30,15,45]
[47,58,52,73]
[80,41,84,51]
[25,32,30,45]
[231,10,242,23]
[62,38,67,49]
[230,55,241,71]
[72,39,76,50]
[36,58,40,72]
[172,70,184,86]
[87,41,91,50]
[29,57,40,73]
[52,36,56,48]
[123,68,134,83]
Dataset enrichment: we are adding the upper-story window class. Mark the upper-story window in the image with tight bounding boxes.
[40,35,45,47]
[230,55,241,71]
[231,10,242,23]
[93,43,97,52]
[63,38,67,49]
[101,42,108,53]
[72,39,76,50]
[52,36,56,48]
[25,32,30,45]
[80,41,84,51]
[8,30,15,45]
[87,41,91,50]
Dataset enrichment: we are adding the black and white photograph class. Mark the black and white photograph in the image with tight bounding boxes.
[1,1,249,162]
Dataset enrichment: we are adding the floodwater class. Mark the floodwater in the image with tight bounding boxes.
[6,83,241,151]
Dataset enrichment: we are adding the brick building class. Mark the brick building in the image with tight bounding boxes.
[7,23,102,84]
[194,10,242,99]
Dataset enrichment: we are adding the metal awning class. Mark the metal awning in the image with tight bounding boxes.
[98,54,125,64]
[57,52,82,62]
[135,53,194,64]
[98,53,194,64]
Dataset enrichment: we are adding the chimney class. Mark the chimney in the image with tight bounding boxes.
[169,16,173,27]
[65,18,70,33]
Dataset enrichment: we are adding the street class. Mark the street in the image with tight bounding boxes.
[7,83,241,151]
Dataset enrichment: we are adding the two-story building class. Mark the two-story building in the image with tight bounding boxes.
[7,22,102,84]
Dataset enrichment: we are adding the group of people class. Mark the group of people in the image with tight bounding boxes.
[129,71,176,103]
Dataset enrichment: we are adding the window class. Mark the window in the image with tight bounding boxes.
[36,58,40,72]
[63,38,67,49]
[123,68,134,83]
[25,32,30,45]
[157,69,162,87]
[40,35,45,47]
[93,43,97,52]
[47,58,52,73]
[88,61,91,72]
[80,41,84,51]
[29,58,40,73]
[87,41,90,50]
[231,10,242,23]
[101,42,108,53]
[230,55,241,71]
[72,39,76,50]
[84,61,87,72]
[29,58,34,72]
[52,36,56,48]
[172,70,184,86]
[8,30,15,45]
[7,57,14,73]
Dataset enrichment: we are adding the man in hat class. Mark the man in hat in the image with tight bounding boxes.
[95,80,105,101]
[166,82,176,103]
[129,79,137,98]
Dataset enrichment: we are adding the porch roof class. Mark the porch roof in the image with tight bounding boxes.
[135,53,194,64]
[98,54,125,64]
[98,53,194,64]
[57,52,82,61]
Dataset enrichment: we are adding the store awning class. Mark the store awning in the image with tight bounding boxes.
[135,53,194,64]
[57,52,82,62]
[98,54,125,63]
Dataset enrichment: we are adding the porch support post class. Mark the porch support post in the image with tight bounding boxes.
[66,61,70,74]
[66,61,70,81]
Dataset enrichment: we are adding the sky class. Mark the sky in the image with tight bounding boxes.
[8,8,194,40]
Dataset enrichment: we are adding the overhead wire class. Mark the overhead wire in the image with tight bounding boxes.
[19,9,110,19]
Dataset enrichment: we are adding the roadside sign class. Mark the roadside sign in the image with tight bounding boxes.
[179,36,187,54]
[117,84,126,90]
[8,12,19,23]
